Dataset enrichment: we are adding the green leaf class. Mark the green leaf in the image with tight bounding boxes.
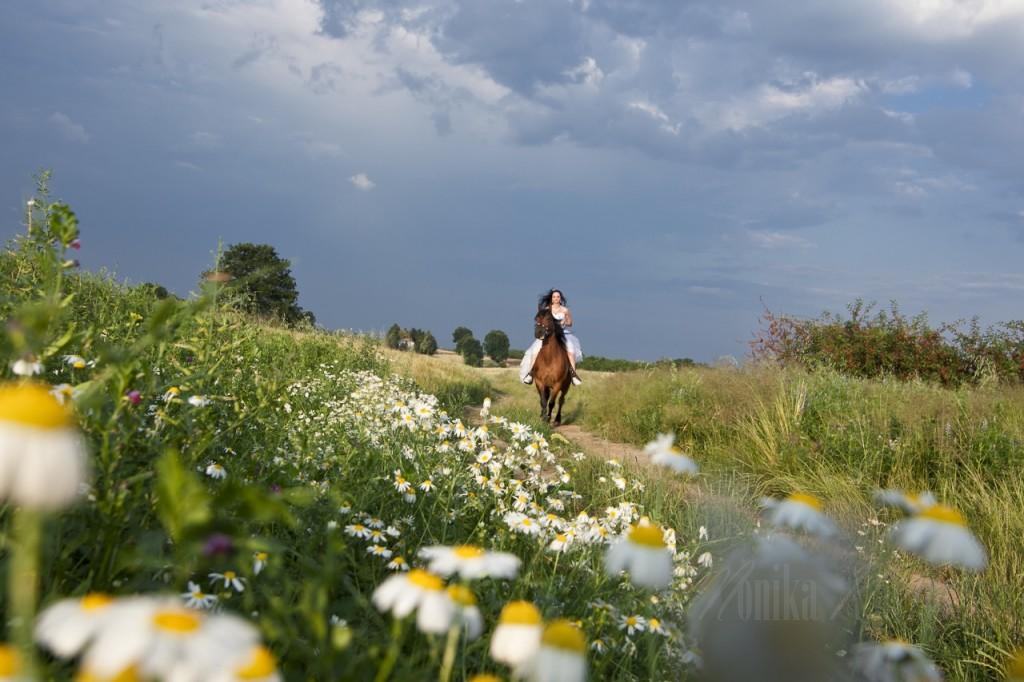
[155,449,211,542]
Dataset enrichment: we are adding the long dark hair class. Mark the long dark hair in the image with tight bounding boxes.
[538,288,567,312]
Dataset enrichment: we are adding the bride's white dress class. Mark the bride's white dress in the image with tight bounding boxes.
[519,311,583,381]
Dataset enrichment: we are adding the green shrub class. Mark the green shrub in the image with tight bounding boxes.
[460,337,483,366]
[483,329,510,363]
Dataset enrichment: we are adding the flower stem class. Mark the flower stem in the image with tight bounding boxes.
[437,624,461,682]
[9,508,42,679]
[374,617,405,682]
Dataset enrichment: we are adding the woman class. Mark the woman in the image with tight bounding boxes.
[521,289,583,386]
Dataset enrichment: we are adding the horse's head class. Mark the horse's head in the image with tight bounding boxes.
[534,307,564,344]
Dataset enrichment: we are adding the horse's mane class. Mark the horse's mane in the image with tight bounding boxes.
[537,307,566,348]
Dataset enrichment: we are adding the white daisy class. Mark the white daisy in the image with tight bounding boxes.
[605,524,675,590]
[490,601,543,668]
[205,463,227,480]
[209,571,246,592]
[619,614,646,636]
[891,504,987,571]
[851,640,942,682]
[761,493,837,537]
[182,582,218,610]
[418,545,521,580]
[0,382,90,510]
[371,569,453,635]
[527,619,587,682]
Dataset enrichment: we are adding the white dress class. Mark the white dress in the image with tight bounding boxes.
[519,311,583,381]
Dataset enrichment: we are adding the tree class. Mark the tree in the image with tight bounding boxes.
[460,337,483,367]
[418,332,438,355]
[483,330,511,364]
[452,326,473,348]
[216,243,311,325]
[386,323,402,349]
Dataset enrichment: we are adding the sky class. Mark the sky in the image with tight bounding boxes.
[2,0,1023,362]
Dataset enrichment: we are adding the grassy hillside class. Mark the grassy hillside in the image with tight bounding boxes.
[2,215,1021,680]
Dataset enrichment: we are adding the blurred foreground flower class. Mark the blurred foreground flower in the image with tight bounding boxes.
[891,504,986,571]
[1005,649,1024,681]
[850,640,942,682]
[0,382,89,510]
[37,596,268,681]
[874,489,938,515]
[688,535,850,682]
[527,619,587,682]
[761,493,837,537]
[11,357,42,377]
[418,545,521,580]
[490,601,542,668]
[643,433,698,474]
[447,586,484,640]
[605,523,674,590]
[0,644,25,682]
[372,569,453,634]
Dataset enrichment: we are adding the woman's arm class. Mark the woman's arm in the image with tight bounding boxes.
[562,308,573,327]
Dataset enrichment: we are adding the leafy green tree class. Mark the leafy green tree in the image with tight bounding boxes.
[417,332,438,355]
[452,326,473,348]
[215,243,311,325]
[460,337,483,367]
[483,330,511,364]
[385,323,402,349]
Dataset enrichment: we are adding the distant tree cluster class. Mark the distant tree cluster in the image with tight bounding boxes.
[578,356,699,372]
[386,323,438,355]
[205,243,315,327]
[452,327,510,367]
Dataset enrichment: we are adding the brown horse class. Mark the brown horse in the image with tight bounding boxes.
[532,307,572,425]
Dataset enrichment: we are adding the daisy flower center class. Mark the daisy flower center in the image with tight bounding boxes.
[628,524,666,548]
[0,383,73,429]
[499,601,542,625]
[75,666,142,682]
[454,545,484,559]
[788,493,823,510]
[224,571,237,580]
[236,646,277,679]
[919,504,966,526]
[541,619,586,653]
[447,585,477,607]
[0,645,20,675]
[152,609,202,633]
[407,569,443,591]
[81,593,114,611]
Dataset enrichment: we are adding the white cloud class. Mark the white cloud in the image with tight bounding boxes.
[706,75,867,132]
[350,172,375,191]
[747,230,813,249]
[174,160,202,171]
[49,112,90,143]
[627,100,680,135]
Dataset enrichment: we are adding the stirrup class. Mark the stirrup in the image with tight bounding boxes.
[523,373,533,384]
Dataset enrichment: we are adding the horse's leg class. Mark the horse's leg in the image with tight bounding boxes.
[547,390,558,425]
[537,384,547,419]
[554,388,567,426]
[540,386,551,420]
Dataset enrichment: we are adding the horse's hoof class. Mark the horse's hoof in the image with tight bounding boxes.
[553,420,561,427]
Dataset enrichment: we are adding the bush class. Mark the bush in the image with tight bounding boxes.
[750,299,1024,386]
[483,329,510,363]
[416,331,438,355]
[385,323,402,349]
[460,337,484,366]
[508,348,525,360]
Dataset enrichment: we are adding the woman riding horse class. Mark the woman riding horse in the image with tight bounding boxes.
[520,289,583,386]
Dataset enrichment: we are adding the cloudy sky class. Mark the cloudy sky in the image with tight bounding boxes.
[2,0,1023,361]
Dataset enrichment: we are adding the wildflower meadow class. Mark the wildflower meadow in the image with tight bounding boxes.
[1,190,1023,681]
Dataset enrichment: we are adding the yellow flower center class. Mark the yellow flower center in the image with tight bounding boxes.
[407,569,443,591]
[919,504,966,526]
[0,645,20,675]
[236,646,277,679]
[81,593,114,611]
[468,675,502,682]
[628,524,666,548]
[454,545,484,559]
[447,585,478,607]
[541,619,587,653]
[649,618,661,629]
[75,666,142,682]
[166,387,180,395]
[224,571,237,580]
[788,493,823,510]
[0,382,74,429]
[498,601,542,625]
[1005,649,1024,679]
[255,552,268,561]
[73,360,86,369]
[152,609,202,633]
[392,557,406,565]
